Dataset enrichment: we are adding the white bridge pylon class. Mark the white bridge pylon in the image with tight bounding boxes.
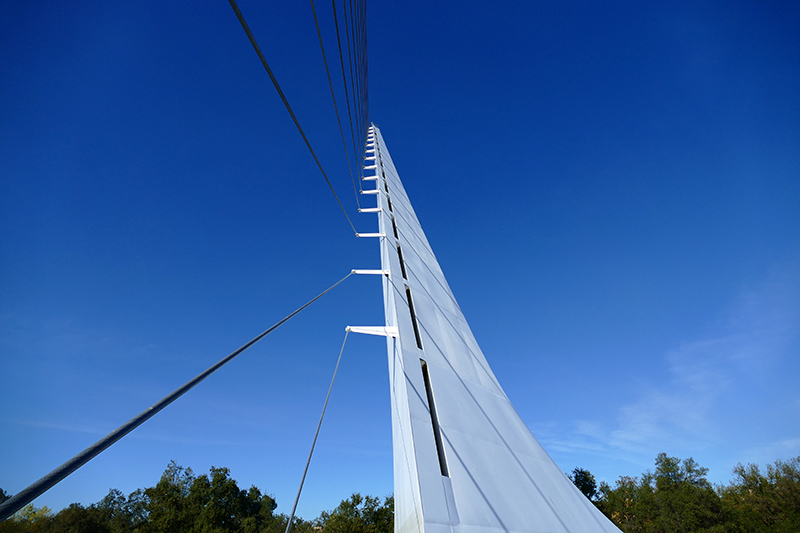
[348,125,622,533]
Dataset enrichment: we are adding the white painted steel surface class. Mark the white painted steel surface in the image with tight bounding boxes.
[362,125,622,533]
[345,326,399,338]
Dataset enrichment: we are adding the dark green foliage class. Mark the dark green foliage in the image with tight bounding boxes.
[3,455,798,533]
[597,453,724,533]
[93,488,147,533]
[719,456,800,532]
[0,504,52,533]
[318,493,394,533]
[0,462,286,533]
[568,467,599,501]
[596,454,800,533]
[47,504,110,533]
[141,461,281,533]
[597,476,644,531]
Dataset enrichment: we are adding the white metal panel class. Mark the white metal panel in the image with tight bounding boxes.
[364,125,621,533]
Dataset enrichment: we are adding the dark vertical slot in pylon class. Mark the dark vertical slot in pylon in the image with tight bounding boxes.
[397,245,408,279]
[406,286,423,350]
[420,359,449,477]
[387,197,394,213]
[392,218,400,239]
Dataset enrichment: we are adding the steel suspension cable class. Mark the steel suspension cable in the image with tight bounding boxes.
[357,9,367,163]
[332,0,361,191]
[227,0,358,235]
[357,0,367,130]
[353,0,364,147]
[361,0,369,131]
[359,0,369,155]
[352,0,363,131]
[0,272,354,523]
[284,329,350,533]
[356,0,368,155]
[350,0,364,158]
[342,0,362,167]
[309,0,360,209]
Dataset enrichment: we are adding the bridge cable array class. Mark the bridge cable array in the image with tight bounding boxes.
[227,0,360,235]
[0,272,354,522]
[310,0,360,209]
[284,329,350,533]
[279,1,370,524]
[331,0,361,194]
[325,0,370,195]
[227,0,369,234]
[1,0,371,520]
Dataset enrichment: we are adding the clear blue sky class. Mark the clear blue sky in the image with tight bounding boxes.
[2,0,799,520]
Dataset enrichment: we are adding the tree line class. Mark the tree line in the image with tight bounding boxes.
[569,453,800,533]
[2,453,797,532]
[0,462,392,533]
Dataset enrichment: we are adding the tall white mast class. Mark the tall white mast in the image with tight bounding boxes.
[357,125,621,533]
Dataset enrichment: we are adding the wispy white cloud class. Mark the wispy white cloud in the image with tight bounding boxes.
[10,417,109,436]
[744,436,800,467]
[618,263,797,446]
[9,416,264,447]
[545,260,800,478]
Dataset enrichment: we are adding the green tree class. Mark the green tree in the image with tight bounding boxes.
[273,514,316,533]
[649,453,723,533]
[142,462,281,533]
[186,466,270,533]
[93,488,148,533]
[568,467,598,501]
[49,503,110,533]
[597,453,725,533]
[319,493,393,533]
[141,461,194,533]
[720,456,800,532]
[0,504,52,533]
[598,475,650,532]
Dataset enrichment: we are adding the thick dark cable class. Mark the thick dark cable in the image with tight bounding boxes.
[284,329,349,533]
[309,0,360,209]
[352,0,362,130]
[349,0,363,159]
[349,0,363,163]
[362,1,368,124]
[362,0,369,130]
[356,0,367,156]
[332,0,360,186]
[342,0,362,167]
[353,0,366,160]
[354,0,364,151]
[227,0,358,235]
[0,272,353,523]
[358,0,369,130]
[357,0,369,158]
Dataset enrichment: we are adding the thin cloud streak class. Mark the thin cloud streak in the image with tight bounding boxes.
[545,260,800,479]
[9,417,265,447]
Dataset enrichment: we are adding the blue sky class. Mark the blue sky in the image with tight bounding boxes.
[2,0,799,520]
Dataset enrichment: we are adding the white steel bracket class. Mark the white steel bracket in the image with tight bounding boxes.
[346,326,398,338]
